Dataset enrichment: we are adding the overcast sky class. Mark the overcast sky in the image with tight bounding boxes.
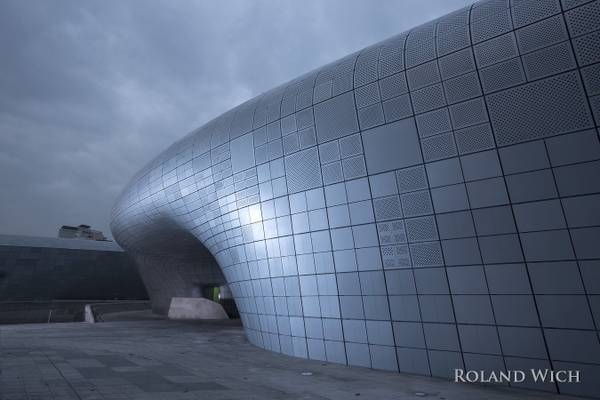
[0,0,471,240]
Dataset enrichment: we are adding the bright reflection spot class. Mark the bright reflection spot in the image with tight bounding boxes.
[249,205,262,223]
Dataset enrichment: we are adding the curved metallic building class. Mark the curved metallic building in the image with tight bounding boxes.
[112,0,600,396]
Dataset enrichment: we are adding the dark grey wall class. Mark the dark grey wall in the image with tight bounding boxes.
[112,0,600,397]
[0,242,148,301]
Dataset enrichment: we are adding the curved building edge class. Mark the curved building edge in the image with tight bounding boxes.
[111,0,600,397]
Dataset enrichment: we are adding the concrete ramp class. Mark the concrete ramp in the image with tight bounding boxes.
[85,301,152,323]
[167,297,228,320]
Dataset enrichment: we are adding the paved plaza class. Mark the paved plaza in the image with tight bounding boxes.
[0,318,586,400]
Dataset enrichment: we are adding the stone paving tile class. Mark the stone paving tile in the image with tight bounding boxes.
[163,375,211,383]
[94,356,136,368]
[67,358,107,368]
[110,366,146,373]
[0,319,591,400]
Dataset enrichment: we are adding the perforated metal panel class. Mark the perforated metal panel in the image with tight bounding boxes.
[314,92,359,143]
[488,72,594,145]
[396,165,428,193]
[373,196,403,221]
[285,147,322,193]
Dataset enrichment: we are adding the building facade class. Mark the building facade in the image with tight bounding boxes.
[111,0,600,396]
[0,234,147,301]
[58,224,108,241]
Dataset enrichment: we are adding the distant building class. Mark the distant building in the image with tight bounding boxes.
[58,224,108,241]
[0,234,148,323]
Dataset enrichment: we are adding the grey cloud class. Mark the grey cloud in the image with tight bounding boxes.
[0,0,471,239]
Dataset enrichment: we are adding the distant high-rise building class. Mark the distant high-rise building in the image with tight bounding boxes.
[58,224,108,241]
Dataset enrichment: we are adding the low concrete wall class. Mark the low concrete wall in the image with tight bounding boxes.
[167,297,228,320]
[0,300,127,324]
[85,301,151,323]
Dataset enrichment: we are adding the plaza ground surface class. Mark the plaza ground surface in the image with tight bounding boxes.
[0,316,587,400]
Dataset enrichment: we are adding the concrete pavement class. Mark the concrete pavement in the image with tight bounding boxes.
[0,318,587,400]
